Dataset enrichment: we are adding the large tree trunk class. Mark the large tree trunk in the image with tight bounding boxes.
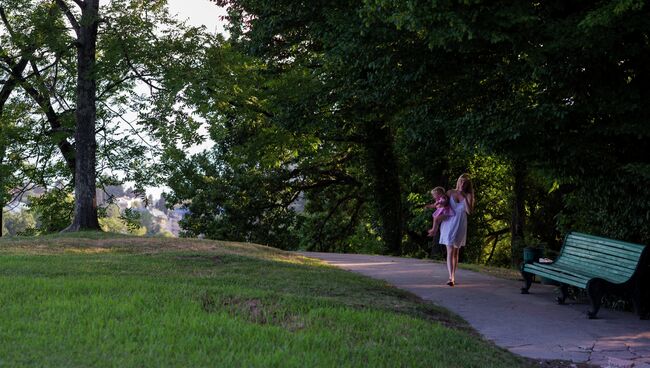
[510,160,526,266]
[363,121,403,255]
[64,0,101,231]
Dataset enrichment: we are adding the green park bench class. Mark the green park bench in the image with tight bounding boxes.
[521,232,649,319]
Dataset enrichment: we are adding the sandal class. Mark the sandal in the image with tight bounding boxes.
[446,280,455,287]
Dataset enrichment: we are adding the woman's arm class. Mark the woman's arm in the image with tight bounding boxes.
[464,193,475,214]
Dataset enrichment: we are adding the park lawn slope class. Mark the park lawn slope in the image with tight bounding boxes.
[0,233,529,367]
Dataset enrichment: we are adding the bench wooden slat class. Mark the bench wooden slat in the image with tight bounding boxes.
[553,261,632,282]
[554,255,632,274]
[565,238,643,261]
[525,233,644,285]
[559,249,639,272]
[522,268,588,288]
[551,260,629,284]
[558,253,637,274]
[570,232,646,250]
[523,263,589,288]
[521,232,648,319]
[558,254,637,274]
[569,233,645,253]
[559,251,638,272]
[565,244,640,263]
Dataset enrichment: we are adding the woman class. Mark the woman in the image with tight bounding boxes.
[439,173,474,286]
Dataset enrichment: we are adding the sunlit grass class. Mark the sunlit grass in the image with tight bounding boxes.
[459,263,522,281]
[0,233,532,367]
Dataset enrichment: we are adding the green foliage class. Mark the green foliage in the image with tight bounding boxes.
[165,149,302,248]
[27,188,74,234]
[98,205,145,235]
[559,171,650,244]
[5,0,649,263]
[1,210,36,236]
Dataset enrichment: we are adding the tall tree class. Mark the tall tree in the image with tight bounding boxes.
[1,0,212,233]
[364,0,650,248]
[198,0,457,253]
[55,0,101,231]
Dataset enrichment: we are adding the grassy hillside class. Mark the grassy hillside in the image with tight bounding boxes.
[0,233,530,367]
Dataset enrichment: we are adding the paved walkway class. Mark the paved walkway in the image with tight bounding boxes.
[299,252,650,368]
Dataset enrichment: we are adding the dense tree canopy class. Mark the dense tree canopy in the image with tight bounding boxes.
[162,0,650,259]
[2,0,649,265]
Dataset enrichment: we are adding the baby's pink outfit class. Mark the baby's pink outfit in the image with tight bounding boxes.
[433,196,455,218]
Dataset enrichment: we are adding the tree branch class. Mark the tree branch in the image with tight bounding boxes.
[0,58,28,108]
[0,6,17,40]
[315,192,356,250]
[54,0,80,38]
[18,74,77,177]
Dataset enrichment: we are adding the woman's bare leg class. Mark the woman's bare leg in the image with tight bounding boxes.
[451,247,460,283]
[446,245,454,284]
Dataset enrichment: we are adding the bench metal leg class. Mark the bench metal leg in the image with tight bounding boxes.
[586,280,604,319]
[521,270,533,294]
[556,284,569,305]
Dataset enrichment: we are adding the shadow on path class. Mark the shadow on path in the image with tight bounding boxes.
[298,252,650,368]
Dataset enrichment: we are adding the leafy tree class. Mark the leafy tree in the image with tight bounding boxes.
[0,4,37,236]
[207,0,649,256]
[98,203,144,234]
[28,187,74,233]
[182,0,470,253]
[526,1,650,244]
[44,0,102,231]
[2,210,36,236]
[1,0,213,233]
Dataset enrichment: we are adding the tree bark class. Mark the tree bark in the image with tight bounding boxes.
[362,121,403,255]
[510,160,526,266]
[63,0,101,231]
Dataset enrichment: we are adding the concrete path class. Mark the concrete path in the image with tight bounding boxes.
[299,252,650,368]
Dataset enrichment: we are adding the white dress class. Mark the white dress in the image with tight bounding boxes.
[439,195,467,248]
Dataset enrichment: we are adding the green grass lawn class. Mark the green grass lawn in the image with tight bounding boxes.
[0,233,531,367]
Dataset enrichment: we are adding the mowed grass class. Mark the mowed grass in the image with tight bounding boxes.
[0,233,530,367]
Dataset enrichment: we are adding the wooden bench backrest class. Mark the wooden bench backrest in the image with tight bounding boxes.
[553,232,647,284]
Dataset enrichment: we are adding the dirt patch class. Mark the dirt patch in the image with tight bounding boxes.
[199,292,305,331]
[175,255,222,265]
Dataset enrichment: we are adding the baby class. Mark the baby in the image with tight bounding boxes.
[426,187,454,237]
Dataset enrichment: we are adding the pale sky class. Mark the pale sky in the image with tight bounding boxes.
[145,0,229,199]
[166,0,228,35]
